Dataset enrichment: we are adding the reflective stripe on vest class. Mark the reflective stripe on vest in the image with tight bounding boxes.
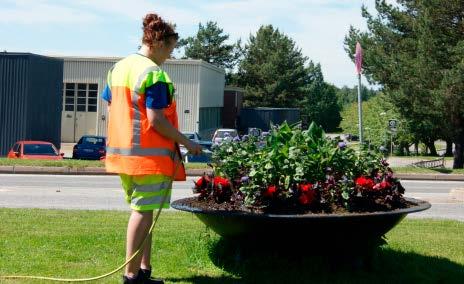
[106,146,174,158]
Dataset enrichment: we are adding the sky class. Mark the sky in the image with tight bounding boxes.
[0,0,392,88]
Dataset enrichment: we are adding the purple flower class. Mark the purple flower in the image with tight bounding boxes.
[338,142,347,149]
[240,176,249,183]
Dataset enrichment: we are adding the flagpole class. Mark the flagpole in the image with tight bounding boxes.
[357,73,363,145]
[355,42,364,145]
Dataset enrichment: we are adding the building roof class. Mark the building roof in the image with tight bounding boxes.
[55,55,224,73]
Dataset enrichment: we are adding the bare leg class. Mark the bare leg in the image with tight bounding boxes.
[140,231,152,270]
[125,210,153,278]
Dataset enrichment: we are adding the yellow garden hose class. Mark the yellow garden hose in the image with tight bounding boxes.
[0,147,184,282]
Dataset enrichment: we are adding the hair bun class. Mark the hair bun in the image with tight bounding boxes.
[141,12,176,45]
[143,13,161,29]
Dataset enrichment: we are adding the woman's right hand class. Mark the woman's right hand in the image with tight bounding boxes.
[185,141,202,155]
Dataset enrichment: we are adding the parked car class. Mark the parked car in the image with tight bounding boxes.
[247,127,262,138]
[7,141,63,160]
[72,135,106,160]
[182,131,202,143]
[212,128,239,145]
[179,132,213,163]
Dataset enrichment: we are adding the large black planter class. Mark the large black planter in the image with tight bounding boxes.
[171,197,431,245]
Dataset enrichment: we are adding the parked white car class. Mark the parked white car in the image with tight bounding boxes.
[180,131,213,163]
[182,131,202,143]
[212,128,239,145]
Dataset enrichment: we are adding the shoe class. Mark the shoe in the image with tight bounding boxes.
[122,275,139,284]
[138,268,164,284]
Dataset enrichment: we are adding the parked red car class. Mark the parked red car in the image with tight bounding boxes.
[7,141,64,160]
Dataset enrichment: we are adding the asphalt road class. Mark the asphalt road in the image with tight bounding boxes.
[0,174,462,221]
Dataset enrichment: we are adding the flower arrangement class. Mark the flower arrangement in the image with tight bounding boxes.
[193,122,407,214]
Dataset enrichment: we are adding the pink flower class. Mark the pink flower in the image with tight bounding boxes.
[378,180,391,190]
[372,180,392,191]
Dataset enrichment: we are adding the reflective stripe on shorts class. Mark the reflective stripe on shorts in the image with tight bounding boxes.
[119,174,172,211]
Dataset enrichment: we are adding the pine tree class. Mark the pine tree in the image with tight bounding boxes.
[345,0,464,166]
[179,21,241,72]
[237,25,310,108]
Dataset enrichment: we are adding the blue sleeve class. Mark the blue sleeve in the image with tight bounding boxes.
[145,82,169,109]
[101,85,112,103]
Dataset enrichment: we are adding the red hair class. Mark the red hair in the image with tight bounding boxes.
[142,13,178,46]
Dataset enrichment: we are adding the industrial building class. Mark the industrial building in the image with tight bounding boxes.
[0,52,63,156]
[61,56,225,142]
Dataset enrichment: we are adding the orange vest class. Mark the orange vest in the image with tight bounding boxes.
[105,54,186,180]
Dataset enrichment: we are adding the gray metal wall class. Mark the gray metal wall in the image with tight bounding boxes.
[198,61,224,138]
[164,59,225,134]
[62,57,118,141]
[0,53,63,156]
[61,57,224,139]
[238,107,301,132]
[163,60,201,133]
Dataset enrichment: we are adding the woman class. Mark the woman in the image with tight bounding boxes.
[102,13,202,284]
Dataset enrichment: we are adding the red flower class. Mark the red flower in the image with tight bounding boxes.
[298,183,316,205]
[263,185,277,198]
[213,176,230,188]
[194,176,210,188]
[355,176,375,190]
[299,183,313,192]
[298,194,310,205]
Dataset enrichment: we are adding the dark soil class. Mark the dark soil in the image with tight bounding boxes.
[178,196,416,215]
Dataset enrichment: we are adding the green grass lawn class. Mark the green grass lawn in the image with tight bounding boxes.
[0,157,104,168]
[0,209,462,284]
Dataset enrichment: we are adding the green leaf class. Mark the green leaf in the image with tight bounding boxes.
[249,169,257,177]
[308,122,323,139]
[342,191,350,200]
[284,175,291,189]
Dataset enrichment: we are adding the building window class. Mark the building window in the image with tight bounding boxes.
[63,83,99,112]
[87,84,98,112]
[64,83,75,111]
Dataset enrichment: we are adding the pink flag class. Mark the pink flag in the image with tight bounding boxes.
[355,42,363,75]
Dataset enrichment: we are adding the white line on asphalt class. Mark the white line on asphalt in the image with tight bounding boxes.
[401,180,464,184]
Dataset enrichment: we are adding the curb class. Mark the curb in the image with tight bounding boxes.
[1,166,464,180]
[395,173,464,181]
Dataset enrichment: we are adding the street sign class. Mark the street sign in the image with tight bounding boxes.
[388,119,398,130]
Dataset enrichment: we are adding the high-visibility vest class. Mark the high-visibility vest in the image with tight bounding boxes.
[105,54,186,180]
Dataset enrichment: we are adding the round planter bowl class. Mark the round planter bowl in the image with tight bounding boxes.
[171,197,431,244]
